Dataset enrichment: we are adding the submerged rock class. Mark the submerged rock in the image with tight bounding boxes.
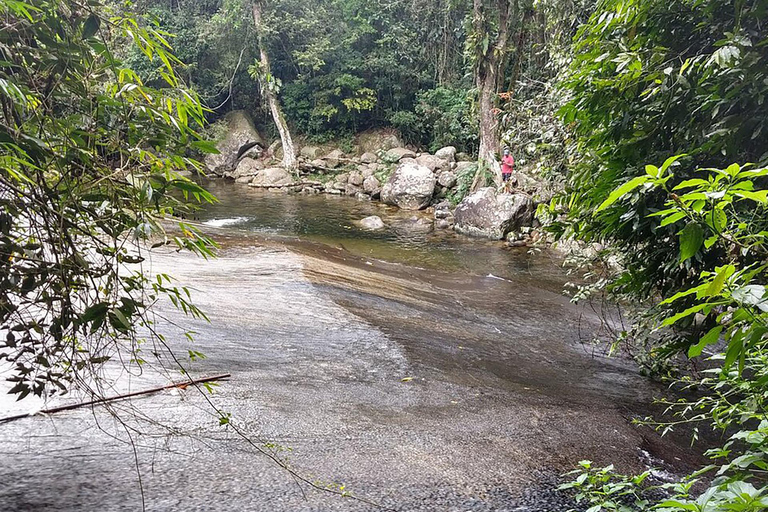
[380,161,436,210]
[204,110,265,176]
[453,187,534,240]
[357,215,386,230]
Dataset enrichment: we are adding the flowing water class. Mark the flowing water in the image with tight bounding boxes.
[0,181,699,512]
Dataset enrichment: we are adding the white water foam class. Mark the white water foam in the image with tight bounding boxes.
[487,273,513,283]
[203,217,248,228]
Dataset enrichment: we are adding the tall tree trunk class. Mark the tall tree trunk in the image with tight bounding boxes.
[252,1,297,171]
[470,0,519,193]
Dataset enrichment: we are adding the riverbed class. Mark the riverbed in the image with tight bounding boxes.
[0,183,697,511]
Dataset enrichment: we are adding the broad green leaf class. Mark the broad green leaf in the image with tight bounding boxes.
[688,326,723,358]
[679,223,704,262]
[673,178,709,190]
[662,302,711,326]
[660,211,686,227]
[82,14,101,40]
[596,176,649,212]
[701,265,734,297]
[660,154,687,173]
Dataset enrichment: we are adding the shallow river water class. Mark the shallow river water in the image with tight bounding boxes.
[0,182,698,511]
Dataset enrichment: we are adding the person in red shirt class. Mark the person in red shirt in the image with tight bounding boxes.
[501,147,514,184]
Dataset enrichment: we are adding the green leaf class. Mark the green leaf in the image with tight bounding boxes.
[660,211,686,227]
[662,303,711,326]
[688,326,723,358]
[82,14,101,40]
[660,154,687,173]
[702,265,734,298]
[596,176,649,212]
[679,223,704,262]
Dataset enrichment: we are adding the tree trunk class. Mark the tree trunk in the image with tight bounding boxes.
[472,69,502,191]
[252,1,297,171]
[470,0,518,192]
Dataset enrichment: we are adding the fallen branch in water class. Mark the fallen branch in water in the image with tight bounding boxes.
[0,373,231,424]
[248,180,324,189]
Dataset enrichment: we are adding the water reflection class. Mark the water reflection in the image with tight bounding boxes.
[196,180,568,290]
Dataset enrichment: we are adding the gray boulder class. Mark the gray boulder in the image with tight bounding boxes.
[380,161,436,210]
[204,111,265,176]
[435,146,457,162]
[455,161,476,174]
[383,147,417,163]
[357,216,386,230]
[345,184,362,197]
[230,157,264,180]
[361,167,375,178]
[437,171,457,188]
[392,216,434,234]
[363,175,381,194]
[348,171,364,187]
[416,154,449,173]
[249,167,295,187]
[324,149,345,168]
[301,146,322,159]
[434,201,453,220]
[360,152,378,164]
[453,187,534,239]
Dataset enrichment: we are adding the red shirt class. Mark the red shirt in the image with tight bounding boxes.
[501,154,514,174]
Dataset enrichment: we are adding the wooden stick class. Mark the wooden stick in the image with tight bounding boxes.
[0,373,231,424]
[248,180,324,189]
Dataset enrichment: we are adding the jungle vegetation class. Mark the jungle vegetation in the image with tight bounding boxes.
[2,0,768,510]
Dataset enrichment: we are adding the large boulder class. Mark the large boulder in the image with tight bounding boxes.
[324,149,345,168]
[300,146,322,159]
[348,171,364,187]
[380,161,436,210]
[383,147,417,163]
[356,128,403,154]
[437,170,457,189]
[249,167,295,187]
[363,175,381,194]
[416,154,449,173]
[204,111,265,176]
[435,146,457,162]
[453,187,534,240]
[229,157,265,180]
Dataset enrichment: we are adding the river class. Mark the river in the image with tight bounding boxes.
[0,182,698,511]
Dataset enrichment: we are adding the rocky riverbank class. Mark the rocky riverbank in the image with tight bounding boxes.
[202,111,556,248]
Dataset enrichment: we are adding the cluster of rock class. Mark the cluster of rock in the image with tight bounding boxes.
[204,110,538,243]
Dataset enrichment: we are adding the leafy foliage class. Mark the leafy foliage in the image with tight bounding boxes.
[390,87,478,154]
[556,0,768,302]
[559,160,768,512]
[0,0,216,399]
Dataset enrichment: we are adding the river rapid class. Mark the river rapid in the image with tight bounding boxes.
[0,182,698,511]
